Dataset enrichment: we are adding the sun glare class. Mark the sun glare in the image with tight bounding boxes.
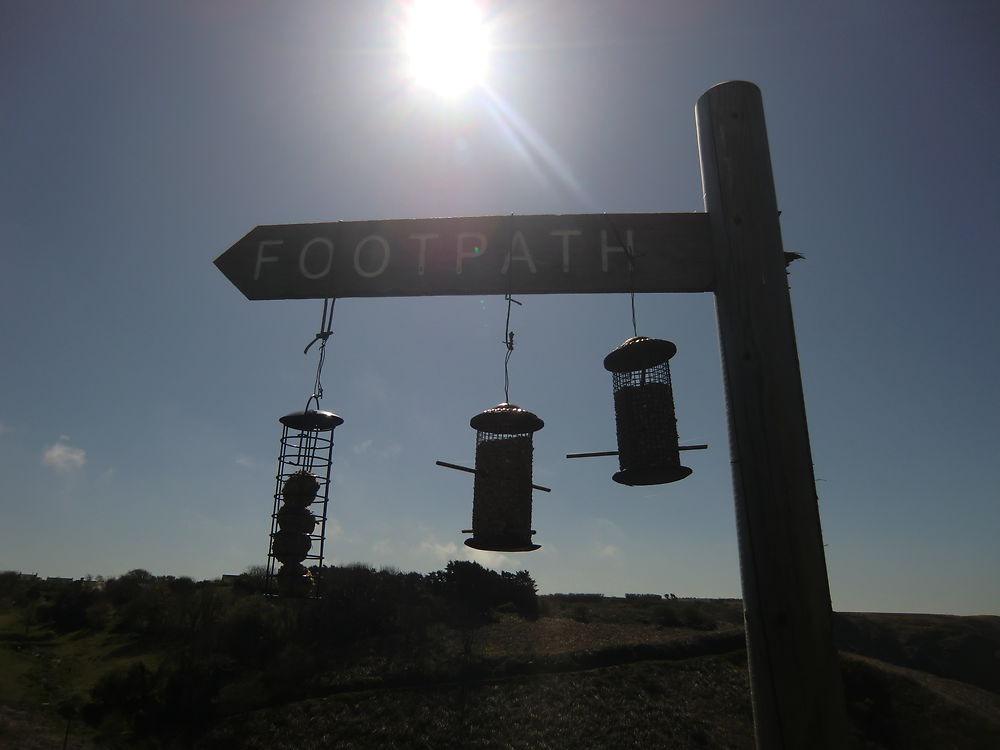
[405,0,490,97]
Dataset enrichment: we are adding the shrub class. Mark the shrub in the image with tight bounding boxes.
[427,561,539,624]
[37,581,101,632]
[653,601,717,631]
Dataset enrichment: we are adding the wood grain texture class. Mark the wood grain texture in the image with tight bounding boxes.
[697,81,852,749]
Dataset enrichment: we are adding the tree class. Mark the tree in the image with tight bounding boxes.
[428,561,538,623]
[234,565,269,594]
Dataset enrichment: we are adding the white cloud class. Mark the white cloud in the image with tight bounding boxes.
[465,547,516,570]
[372,538,393,555]
[419,538,459,563]
[597,544,620,560]
[357,371,389,403]
[593,518,624,537]
[42,439,86,471]
[352,439,401,460]
[591,519,626,563]
[378,441,402,459]
[234,455,255,468]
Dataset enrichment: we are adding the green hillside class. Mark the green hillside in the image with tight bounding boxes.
[1,568,998,749]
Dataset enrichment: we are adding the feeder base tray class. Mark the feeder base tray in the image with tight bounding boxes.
[464,537,540,553]
[613,465,692,486]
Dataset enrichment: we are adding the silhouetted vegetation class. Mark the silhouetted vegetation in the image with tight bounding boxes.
[2,568,998,749]
[0,563,539,746]
[428,560,539,622]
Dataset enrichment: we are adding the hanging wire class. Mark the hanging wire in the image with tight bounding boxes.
[606,217,638,337]
[502,215,522,403]
[503,293,520,402]
[303,298,335,407]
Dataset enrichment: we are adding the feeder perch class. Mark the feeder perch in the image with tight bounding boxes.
[603,336,692,486]
[266,408,344,597]
[458,402,545,552]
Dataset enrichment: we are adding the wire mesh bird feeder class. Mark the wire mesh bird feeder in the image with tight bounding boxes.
[437,282,548,550]
[262,297,345,597]
[463,402,545,552]
[603,336,692,486]
[266,407,344,597]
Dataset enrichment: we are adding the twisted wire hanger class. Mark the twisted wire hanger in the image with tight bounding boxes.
[606,216,638,337]
[303,298,335,408]
[503,291,521,403]
[502,215,522,403]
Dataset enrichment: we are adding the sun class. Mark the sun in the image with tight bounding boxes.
[404,0,490,97]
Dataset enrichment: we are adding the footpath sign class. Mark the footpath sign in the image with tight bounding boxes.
[215,213,713,299]
[215,82,851,750]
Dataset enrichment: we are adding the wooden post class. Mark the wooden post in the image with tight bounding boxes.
[696,81,852,749]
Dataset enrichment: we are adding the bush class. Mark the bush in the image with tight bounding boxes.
[427,561,538,624]
[83,661,159,736]
[214,596,292,662]
[37,581,101,632]
[653,600,717,631]
[84,655,231,743]
[233,565,269,595]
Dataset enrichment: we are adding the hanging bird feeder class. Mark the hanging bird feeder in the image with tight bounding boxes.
[262,297,345,598]
[437,274,548,550]
[266,407,344,597]
[602,336,692,486]
[567,336,705,483]
[464,402,545,551]
[565,223,704,485]
[436,403,549,551]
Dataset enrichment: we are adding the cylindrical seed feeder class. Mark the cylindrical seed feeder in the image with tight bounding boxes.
[604,336,692,486]
[266,408,344,596]
[465,403,544,552]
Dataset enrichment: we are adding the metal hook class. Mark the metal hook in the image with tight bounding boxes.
[303,331,331,355]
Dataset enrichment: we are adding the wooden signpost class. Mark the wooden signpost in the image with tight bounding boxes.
[216,81,851,750]
[215,213,714,299]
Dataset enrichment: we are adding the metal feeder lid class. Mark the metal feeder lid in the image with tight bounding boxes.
[603,336,677,373]
[279,409,344,431]
[464,537,541,553]
[613,464,693,486]
[469,403,544,434]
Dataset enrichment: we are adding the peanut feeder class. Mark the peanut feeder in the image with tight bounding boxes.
[266,408,343,596]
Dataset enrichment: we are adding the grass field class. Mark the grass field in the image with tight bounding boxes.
[198,599,1000,750]
[200,651,756,750]
[2,593,999,749]
[0,612,163,705]
[0,610,163,749]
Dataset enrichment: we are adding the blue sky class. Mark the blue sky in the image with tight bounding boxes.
[1,1,997,615]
